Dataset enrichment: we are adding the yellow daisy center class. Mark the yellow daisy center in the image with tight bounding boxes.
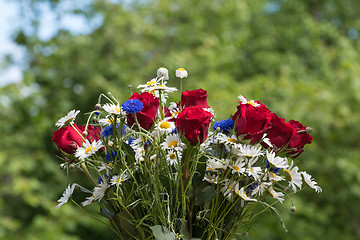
[169,153,177,160]
[228,138,239,144]
[115,108,121,113]
[160,122,171,129]
[233,166,241,172]
[247,101,256,106]
[147,80,156,85]
[64,118,74,125]
[284,169,292,182]
[85,146,95,154]
[168,141,178,148]
[172,111,180,117]
[177,68,186,71]
[108,163,113,167]
[270,172,277,178]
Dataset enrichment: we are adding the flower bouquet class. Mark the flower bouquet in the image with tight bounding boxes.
[52,68,321,239]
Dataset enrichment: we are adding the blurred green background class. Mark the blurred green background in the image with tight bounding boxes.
[1,0,359,239]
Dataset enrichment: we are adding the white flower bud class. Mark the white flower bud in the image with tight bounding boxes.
[95,104,101,110]
[175,68,188,79]
[82,131,88,137]
[108,141,114,147]
[306,127,312,134]
[291,206,296,212]
[60,163,66,169]
[157,67,169,80]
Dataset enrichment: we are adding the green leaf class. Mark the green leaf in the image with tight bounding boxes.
[180,221,190,240]
[150,225,176,240]
[194,185,217,205]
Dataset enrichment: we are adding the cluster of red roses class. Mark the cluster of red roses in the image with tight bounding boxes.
[232,99,313,158]
[53,88,312,159]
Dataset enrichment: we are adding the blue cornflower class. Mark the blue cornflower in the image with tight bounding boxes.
[122,99,143,114]
[265,160,281,175]
[105,150,118,162]
[246,181,259,192]
[101,124,113,138]
[213,119,234,133]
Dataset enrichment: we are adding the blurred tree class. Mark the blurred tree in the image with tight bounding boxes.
[1,0,360,239]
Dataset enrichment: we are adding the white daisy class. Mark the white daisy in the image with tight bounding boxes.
[267,186,285,203]
[238,95,260,107]
[111,172,130,186]
[203,172,219,184]
[239,144,264,158]
[232,158,246,175]
[206,158,227,172]
[144,85,177,94]
[153,119,176,136]
[302,171,322,193]
[244,166,263,180]
[216,133,239,146]
[57,183,76,208]
[75,139,104,160]
[235,186,258,202]
[102,103,123,115]
[134,147,146,162]
[137,78,160,89]
[262,133,273,148]
[264,171,284,182]
[168,103,181,119]
[266,150,289,169]
[284,161,302,192]
[175,68,188,79]
[161,134,185,151]
[55,110,80,128]
[251,182,272,196]
[81,195,95,206]
[157,67,169,80]
[221,180,237,200]
[98,162,114,175]
[166,149,181,165]
[98,115,117,126]
[93,181,109,201]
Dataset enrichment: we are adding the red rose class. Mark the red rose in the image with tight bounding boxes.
[52,124,100,154]
[176,106,213,145]
[180,89,210,108]
[127,92,160,130]
[262,113,296,151]
[286,120,313,158]
[232,101,272,144]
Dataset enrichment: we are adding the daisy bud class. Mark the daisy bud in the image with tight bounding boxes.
[92,117,98,123]
[306,127,312,134]
[175,68,188,79]
[95,104,101,111]
[69,164,75,169]
[284,186,290,192]
[231,156,238,161]
[157,67,169,80]
[216,127,221,132]
[128,84,132,90]
[196,215,201,221]
[291,206,296,212]
[60,163,66,169]
[82,131,88,137]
